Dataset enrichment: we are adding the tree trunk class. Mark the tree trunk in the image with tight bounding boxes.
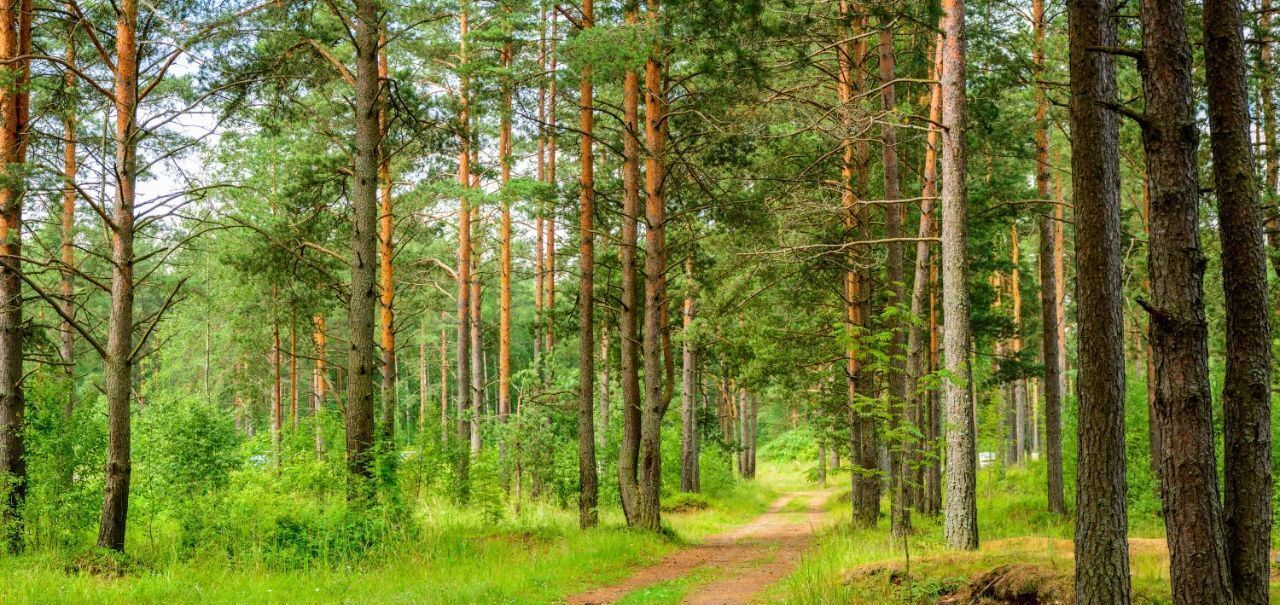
[455,0,472,454]
[469,203,482,455]
[838,3,878,530]
[880,23,909,538]
[289,315,298,430]
[1010,226,1026,463]
[343,0,380,494]
[616,0,643,527]
[314,315,326,459]
[1261,0,1280,278]
[940,0,977,550]
[60,11,77,422]
[576,0,599,528]
[680,256,698,492]
[498,26,513,438]
[907,31,942,520]
[377,36,396,446]
[0,0,27,553]
[1205,0,1272,602]
[1139,0,1234,601]
[1068,0,1131,597]
[1034,0,1064,512]
[636,0,669,530]
[96,0,137,551]
[439,322,448,442]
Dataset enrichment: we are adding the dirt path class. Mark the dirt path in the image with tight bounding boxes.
[565,491,831,605]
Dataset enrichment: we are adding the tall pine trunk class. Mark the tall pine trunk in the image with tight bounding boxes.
[1204,0,1272,602]
[1139,0,1234,601]
[616,0,643,526]
[576,0,598,529]
[97,0,138,550]
[940,0,977,551]
[680,256,698,492]
[1068,0,1131,596]
[378,37,396,445]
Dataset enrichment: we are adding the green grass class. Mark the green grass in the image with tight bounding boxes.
[0,470,790,605]
[614,568,718,605]
[767,462,1277,605]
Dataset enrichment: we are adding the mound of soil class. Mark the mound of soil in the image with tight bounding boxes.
[940,564,1073,605]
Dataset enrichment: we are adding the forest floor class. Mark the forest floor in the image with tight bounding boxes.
[564,490,834,605]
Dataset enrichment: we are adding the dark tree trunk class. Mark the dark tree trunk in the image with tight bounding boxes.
[1068,0,1131,598]
[1140,0,1234,602]
[1204,0,1272,602]
[0,0,28,553]
[343,0,381,493]
[880,24,909,539]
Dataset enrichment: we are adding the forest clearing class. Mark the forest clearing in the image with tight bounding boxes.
[1,0,1280,603]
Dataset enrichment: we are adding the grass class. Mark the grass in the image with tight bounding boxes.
[0,468,789,605]
[768,462,1278,605]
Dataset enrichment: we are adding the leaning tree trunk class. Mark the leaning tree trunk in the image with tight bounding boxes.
[96,0,137,551]
[1139,0,1234,602]
[575,0,598,529]
[1204,0,1272,602]
[1068,0,1131,598]
[939,0,977,551]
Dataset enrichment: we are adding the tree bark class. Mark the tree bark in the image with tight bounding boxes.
[378,36,396,446]
[940,0,977,551]
[880,23,909,538]
[455,0,472,455]
[1033,0,1064,514]
[96,0,137,551]
[1139,0,1234,602]
[576,0,599,529]
[0,0,28,553]
[680,256,698,492]
[838,3,878,530]
[60,11,77,421]
[313,315,326,459]
[1204,0,1272,602]
[636,0,670,530]
[343,0,381,493]
[617,0,643,527]
[1068,0,1131,598]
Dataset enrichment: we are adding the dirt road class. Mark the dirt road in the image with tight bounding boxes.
[564,490,831,605]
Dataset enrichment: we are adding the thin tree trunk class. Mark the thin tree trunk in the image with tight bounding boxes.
[1204,0,1272,601]
[290,314,298,430]
[879,23,910,538]
[60,10,76,421]
[440,321,448,442]
[419,331,428,438]
[1068,0,1131,596]
[1033,0,1065,515]
[906,31,942,520]
[1010,226,1026,463]
[616,0,643,527]
[680,256,698,492]
[1140,0,1234,601]
[940,0,977,550]
[97,0,137,551]
[455,0,472,454]
[314,315,326,459]
[498,24,513,438]
[272,306,282,463]
[378,35,396,446]
[469,203,482,454]
[576,0,599,528]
